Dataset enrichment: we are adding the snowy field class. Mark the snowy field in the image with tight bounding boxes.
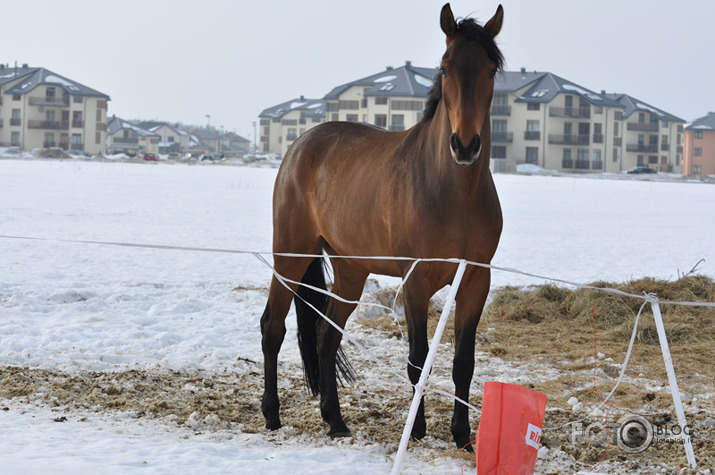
[1,158,714,474]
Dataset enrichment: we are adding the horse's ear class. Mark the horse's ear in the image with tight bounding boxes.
[484,4,504,38]
[440,3,457,40]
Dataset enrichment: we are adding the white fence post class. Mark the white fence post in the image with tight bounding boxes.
[392,259,468,475]
[650,298,697,468]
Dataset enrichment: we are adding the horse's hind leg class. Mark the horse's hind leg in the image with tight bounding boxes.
[450,267,491,451]
[260,255,315,430]
[317,258,368,437]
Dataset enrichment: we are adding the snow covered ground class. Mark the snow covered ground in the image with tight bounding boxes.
[1,158,714,474]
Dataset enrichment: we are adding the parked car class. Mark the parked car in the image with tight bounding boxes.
[167,152,180,160]
[200,153,224,161]
[67,150,91,158]
[627,166,657,174]
[143,153,158,161]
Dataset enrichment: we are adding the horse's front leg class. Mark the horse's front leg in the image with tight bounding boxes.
[403,279,433,440]
[451,267,491,451]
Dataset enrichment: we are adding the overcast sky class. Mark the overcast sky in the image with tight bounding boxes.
[7,0,714,143]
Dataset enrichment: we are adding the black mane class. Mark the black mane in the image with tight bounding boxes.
[422,18,504,122]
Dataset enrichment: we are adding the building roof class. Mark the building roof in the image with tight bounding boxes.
[498,69,622,108]
[0,65,110,99]
[149,123,189,136]
[259,96,326,120]
[685,112,715,131]
[107,116,160,137]
[603,93,684,123]
[324,61,438,100]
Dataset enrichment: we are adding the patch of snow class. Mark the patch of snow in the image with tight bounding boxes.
[374,75,397,83]
[307,103,322,109]
[414,74,434,88]
[635,102,664,117]
[290,101,307,109]
[562,84,602,101]
[45,75,75,87]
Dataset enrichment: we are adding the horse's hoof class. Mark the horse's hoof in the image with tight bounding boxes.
[265,416,282,431]
[328,429,352,439]
[327,421,351,438]
[454,436,474,452]
[411,424,426,440]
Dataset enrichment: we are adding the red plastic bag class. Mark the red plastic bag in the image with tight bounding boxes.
[475,382,548,475]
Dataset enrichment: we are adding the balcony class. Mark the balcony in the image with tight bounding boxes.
[491,131,513,143]
[562,158,573,169]
[524,131,540,140]
[10,118,21,126]
[113,137,139,144]
[627,122,659,132]
[28,120,69,130]
[626,144,658,153]
[592,134,604,144]
[549,134,590,145]
[549,107,590,119]
[29,96,70,106]
[72,120,85,128]
[491,104,511,116]
[661,143,670,152]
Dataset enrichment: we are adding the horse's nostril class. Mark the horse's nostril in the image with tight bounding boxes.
[450,133,460,155]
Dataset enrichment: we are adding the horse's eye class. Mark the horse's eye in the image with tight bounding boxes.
[488,69,497,79]
[440,67,449,78]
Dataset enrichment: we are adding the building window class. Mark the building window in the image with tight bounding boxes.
[695,131,703,139]
[612,148,619,162]
[13,93,21,101]
[527,103,540,111]
[592,149,602,169]
[594,107,603,115]
[375,114,387,128]
[491,145,506,159]
[286,128,297,141]
[694,147,702,157]
[637,155,645,166]
[525,120,540,140]
[74,96,83,103]
[694,165,701,174]
[390,114,404,131]
[614,110,623,121]
[375,97,388,105]
[96,132,101,144]
[346,114,358,123]
[525,147,538,164]
[562,148,573,168]
[576,149,589,169]
[44,132,55,147]
[11,131,20,146]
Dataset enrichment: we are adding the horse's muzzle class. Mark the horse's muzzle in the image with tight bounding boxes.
[450,133,482,166]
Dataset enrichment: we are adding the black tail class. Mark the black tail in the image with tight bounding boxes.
[295,257,355,396]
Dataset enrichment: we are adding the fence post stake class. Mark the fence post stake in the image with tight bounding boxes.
[650,298,697,468]
[392,259,468,474]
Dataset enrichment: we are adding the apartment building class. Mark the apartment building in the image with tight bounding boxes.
[683,112,715,176]
[0,64,109,154]
[492,69,684,173]
[603,94,684,172]
[259,97,326,156]
[323,61,436,131]
[259,61,436,156]
[106,116,160,155]
[259,65,684,173]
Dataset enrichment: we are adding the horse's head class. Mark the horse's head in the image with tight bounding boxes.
[439,3,503,166]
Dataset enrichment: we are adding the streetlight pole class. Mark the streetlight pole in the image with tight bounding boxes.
[252,121,257,154]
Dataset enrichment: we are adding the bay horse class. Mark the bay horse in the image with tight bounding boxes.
[260,3,504,451]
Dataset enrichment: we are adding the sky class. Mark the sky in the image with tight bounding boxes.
[6,0,714,145]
